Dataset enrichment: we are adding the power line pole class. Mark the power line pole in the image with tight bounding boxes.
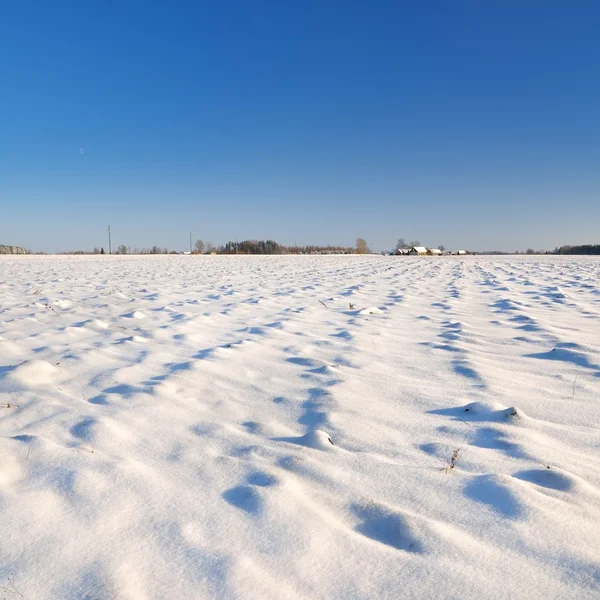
[108,225,112,255]
[189,232,192,253]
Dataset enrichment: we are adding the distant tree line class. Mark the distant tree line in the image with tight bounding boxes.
[217,240,357,254]
[553,245,600,255]
[0,245,28,254]
[50,240,361,255]
[222,240,281,254]
[58,246,182,255]
[56,237,600,256]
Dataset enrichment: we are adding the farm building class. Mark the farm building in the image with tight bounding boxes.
[457,250,467,255]
[427,248,442,255]
[407,246,427,255]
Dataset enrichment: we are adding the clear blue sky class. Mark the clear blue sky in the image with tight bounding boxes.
[1,1,599,252]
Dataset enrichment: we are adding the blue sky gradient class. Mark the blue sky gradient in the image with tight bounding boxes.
[1,1,599,252]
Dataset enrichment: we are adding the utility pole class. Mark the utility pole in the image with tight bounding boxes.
[108,226,112,255]
[189,232,192,253]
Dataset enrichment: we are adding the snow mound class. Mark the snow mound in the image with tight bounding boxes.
[91,319,109,329]
[359,307,383,315]
[301,430,335,449]
[0,453,24,486]
[54,299,73,309]
[0,339,24,356]
[123,311,146,319]
[462,401,525,421]
[276,430,335,450]
[6,360,61,387]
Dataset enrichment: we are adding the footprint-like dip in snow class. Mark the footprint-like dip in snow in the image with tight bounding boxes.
[512,468,575,492]
[222,485,263,514]
[464,474,526,518]
[351,503,424,552]
[222,472,280,515]
[544,286,567,299]
[246,472,279,487]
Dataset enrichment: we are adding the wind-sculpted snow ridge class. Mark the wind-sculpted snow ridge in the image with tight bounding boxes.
[0,254,599,599]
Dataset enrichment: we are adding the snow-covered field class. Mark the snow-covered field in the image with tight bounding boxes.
[1,255,599,599]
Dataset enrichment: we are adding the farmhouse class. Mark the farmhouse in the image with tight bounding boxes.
[427,248,442,255]
[407,246,427,255]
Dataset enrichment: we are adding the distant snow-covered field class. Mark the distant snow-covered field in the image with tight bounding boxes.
[1,255,599,599]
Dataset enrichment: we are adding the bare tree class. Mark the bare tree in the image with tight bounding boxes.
[206,241,215,254]
[195,239,205,254]
[116,244,128,255]
[356,238,368,254]
[396,238,407,249]
[409,240,421,248]
[437,244,445,252]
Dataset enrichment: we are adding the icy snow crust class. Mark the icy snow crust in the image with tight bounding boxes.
[0,255,599,599]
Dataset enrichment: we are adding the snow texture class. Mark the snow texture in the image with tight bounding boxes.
[0,254,599,599]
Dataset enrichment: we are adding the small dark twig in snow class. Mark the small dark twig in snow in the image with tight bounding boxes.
[44,303,59,316]
[2,573,24,598]
[441,449,460,474]
[572,374,578,401]
[368,333,376,350]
